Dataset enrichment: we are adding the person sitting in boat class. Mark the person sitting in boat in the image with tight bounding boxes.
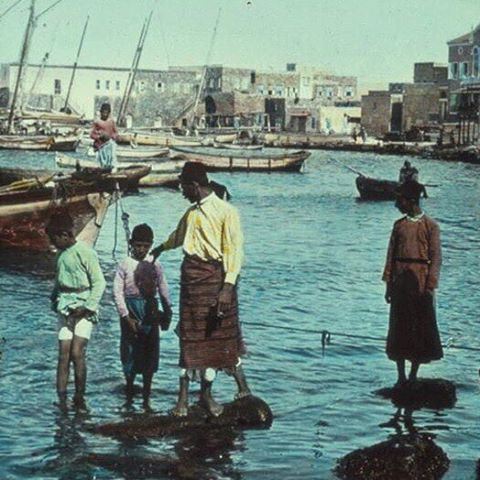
[90,102,118,170]
[398,161,418,183]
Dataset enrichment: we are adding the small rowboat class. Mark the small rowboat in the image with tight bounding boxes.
[355,176,399,201]
[170,147,309,172]
[213,142,263,151]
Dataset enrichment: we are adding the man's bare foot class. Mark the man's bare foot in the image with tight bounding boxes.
[73,394,87,411]
[200,394,224,417]
[170,403,188,417]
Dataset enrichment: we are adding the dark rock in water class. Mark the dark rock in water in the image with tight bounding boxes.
[375,378,456,409]
[335,433,449,480]
[91,395,273,439]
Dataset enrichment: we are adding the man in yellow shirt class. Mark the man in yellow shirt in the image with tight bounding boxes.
[152,162,250,416]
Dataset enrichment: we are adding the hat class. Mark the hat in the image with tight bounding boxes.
[131,223,154,243]
[45,210,74,235]
[178,161,209,186]
[396,180,427,201]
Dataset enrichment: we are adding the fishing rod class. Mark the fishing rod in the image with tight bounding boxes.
[328,156,366,177]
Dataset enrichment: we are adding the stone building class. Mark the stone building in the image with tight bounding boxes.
[361,62,448,138]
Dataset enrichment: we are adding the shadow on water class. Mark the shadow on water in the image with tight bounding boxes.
[84,425,245,480]
[0,249,55,278]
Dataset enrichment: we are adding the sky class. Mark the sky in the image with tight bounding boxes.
[0,0,478,91]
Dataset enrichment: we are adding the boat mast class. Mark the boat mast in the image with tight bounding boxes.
[190,7,222,130]
[7,0,35,133]
[117,11,153,126]
[63,16,89,112]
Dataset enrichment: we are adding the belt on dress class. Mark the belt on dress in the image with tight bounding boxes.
[58,286,89,293]
[394,257,430,264]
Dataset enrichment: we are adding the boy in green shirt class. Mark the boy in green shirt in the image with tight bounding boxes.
[46,212,106,408]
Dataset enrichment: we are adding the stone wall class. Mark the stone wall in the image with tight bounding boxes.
[361,91,392,137]
[414,63,448,84]
[402,83,441,130]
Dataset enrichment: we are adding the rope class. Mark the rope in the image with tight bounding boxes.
[111,184,131,261]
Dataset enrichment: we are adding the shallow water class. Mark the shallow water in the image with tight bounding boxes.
[1,149,479,479]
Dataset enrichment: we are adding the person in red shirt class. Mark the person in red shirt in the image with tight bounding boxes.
[90,103,118,169]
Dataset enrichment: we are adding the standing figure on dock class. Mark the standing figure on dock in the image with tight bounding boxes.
[151,162,251,417]
[113,224,172,407]
[398,160,419,183]
[90,102,118,170]
[47,212,106,408]
[382,180,443,387]
[360,126,367,143]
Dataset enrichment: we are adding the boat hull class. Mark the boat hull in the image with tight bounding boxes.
[170,147,309,172]
[355,176,399,201]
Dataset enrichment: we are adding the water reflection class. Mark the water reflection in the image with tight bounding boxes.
[0,249,55,277]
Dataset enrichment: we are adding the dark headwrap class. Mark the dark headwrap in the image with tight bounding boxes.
[178,161,209,186]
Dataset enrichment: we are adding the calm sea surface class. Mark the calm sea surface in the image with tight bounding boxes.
[0,149,479,479]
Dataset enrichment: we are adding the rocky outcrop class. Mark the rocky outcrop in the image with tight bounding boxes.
[375,378,456,409]
[335,433,449,480]
[91,395,273,439]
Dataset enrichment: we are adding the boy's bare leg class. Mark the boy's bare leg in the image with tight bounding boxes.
[200,376,223,417]
[171,375,189,417]
[70,336,88,406]
[395,359,407,386]
[142,371,153,407]
[232,365,251,399]
[57,340,72,400]
[409,361,420,382]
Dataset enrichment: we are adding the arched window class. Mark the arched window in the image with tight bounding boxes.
[473,46,480,77]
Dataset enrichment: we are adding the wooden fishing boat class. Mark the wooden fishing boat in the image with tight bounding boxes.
[116,146,169,159]
[170,147,310,172]
[56,153,182,174]
[0,168,114,251]
[139,173,179,189]
[213,142,263,151]
[54,154,151,190]
[0,132,82,151]
[117,132,202,147]
[355,175,399,201]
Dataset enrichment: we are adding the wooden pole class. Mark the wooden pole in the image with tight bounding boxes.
[63,16,89,111]
[7,0,35,133]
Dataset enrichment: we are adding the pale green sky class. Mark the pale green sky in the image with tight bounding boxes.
[0,0,478,88]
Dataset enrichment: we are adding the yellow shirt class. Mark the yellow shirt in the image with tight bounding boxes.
[162,192,244,284]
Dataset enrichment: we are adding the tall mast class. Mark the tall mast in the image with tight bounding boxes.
[7,0,35,133]
[190,7,221,129]
[117,11,152,126]
[63,16,89,111]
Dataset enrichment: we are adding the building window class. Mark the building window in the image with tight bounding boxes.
[105,80,110,90]
[473,47,480,77]
[116,80,121,90]
[96,79,100,90]
[311,117,316,129]
[461,62,469,78]
[156,81,163,92]
[54,79,61,95]
[138,81,145,93]
[250,71,256,84]
[345,88,353,97]
[450,62,459,79]
[268,88,273,95]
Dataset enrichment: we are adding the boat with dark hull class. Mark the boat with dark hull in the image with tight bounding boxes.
[0,169,108,251]
[170,147,309,172]
[355,175,399,201]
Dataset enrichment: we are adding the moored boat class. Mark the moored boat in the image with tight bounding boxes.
[213,142,263,151]
[170,147,310,172]
[0,132,82,152]
[117,132,202,147]
[0,168,116,251]
[355,175,399,201]
[54,154,151,190]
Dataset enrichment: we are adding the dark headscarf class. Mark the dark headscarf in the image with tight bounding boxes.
[131,223,154,243]
[45,210,74,235]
